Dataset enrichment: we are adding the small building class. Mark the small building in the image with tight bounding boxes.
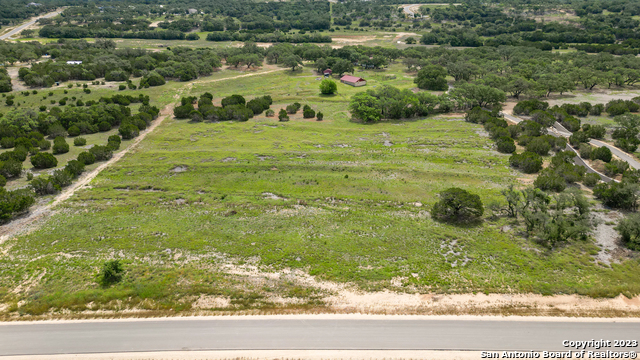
[323,69,332,77]
[66,60,82,65]
[340,75,366,87]
[187,8,198,14]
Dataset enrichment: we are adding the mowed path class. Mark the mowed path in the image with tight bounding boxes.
[0,68,287,243]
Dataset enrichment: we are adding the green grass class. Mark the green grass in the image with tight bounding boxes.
[1,63,640,317]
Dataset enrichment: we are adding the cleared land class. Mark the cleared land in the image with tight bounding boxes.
[1,65,640,319]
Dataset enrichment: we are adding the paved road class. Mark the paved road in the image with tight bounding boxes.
[590,138,640,169]
[0,317,638,356]
[0,10,60,40]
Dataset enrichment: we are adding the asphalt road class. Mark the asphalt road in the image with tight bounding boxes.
[0,318,639,356]
[0,10,61,40]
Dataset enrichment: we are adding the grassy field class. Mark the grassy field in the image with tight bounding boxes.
[1,64,640,318]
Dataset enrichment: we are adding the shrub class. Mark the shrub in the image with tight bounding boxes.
[303,105,316,119]
[496,136,516,153]
[583,173,601,187]
[73,137,87,146]
[89,145,112,161]
[48,124,67,138]
[64,160,85,177]
[525,137,551,156]
[0,188,35,220]
[316,111,324,121]
[604,159,629,176]
[594,181,639,211]
[119,123,139,140]
[52,137,69,154]
[513,99,548,115]
[278,109,290,122]
[509,152,543,174]
[39,139,51,150]
[77,151,96,165]
[98,260,124,287]
[174,104,195,119]
[221,95,246,107]
[286,104,299,114]
[616,214,640,251]
[0,159,22,178]
[0,137,14,149]
[30,152,58,169]
[431,187,484,223]
[265,109,275,117]
[0,174,5,187]
[98,121,111,132]
[590,146,612,163]
[534,168,566,192]
[590,104,604,116]
[579,143,592,159]
[319,79,337,95]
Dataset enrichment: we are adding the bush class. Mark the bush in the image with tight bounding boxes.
[48,124,67,138]
[77,151,95,165]
[278,109,290,122]
[496,136,516,154]
[221,95,246,107]
[98,260,124,287]
[89,145,112,161]
[30,152,58,169]
[525,137,552,156]
[583,173,601,187]
[0,188,35,221]
[0,159,22,178]
[173,104,195,119]
[594,181,639,211]
[591,146,612,163]
[616,214,640,251]
[303,105,316,119]
[0,137,14,149]
[286,103,300,114]
[590,104,604,116]
[38,139,51,150]
[316,111,324,121]
[73,137,87,146]
[64,160,85,177]
[119,123,139,140]
[319,79,337,95]
[265,109,275,117]
[52,137,69,154]
[509,152,543,174]
[431,187,484,222]
[513,99,548,115]
[534,168,566,192]
[579,143,592,159]
[0,174,5,187]
[604,159,629,176]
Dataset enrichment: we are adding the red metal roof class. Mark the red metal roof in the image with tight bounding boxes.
[340,75,365,82]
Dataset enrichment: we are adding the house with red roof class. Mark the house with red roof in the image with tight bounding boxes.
[340,75,366,87]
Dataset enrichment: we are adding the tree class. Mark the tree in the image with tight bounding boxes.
[616,214,640,250]
[52,137,69,155]
[349,92,382,123]
[30,152,57,169]
[414,65,448,91]
[281,54,303,71]
[319,79,337,95]
[405,37,416,44]
[98,260,124,287]
[431,187,484,223]
[278,109,289,122]
[594,181,639,211]
[452,83,506,109]
[496,136,516,153]
[333,59,354,76]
